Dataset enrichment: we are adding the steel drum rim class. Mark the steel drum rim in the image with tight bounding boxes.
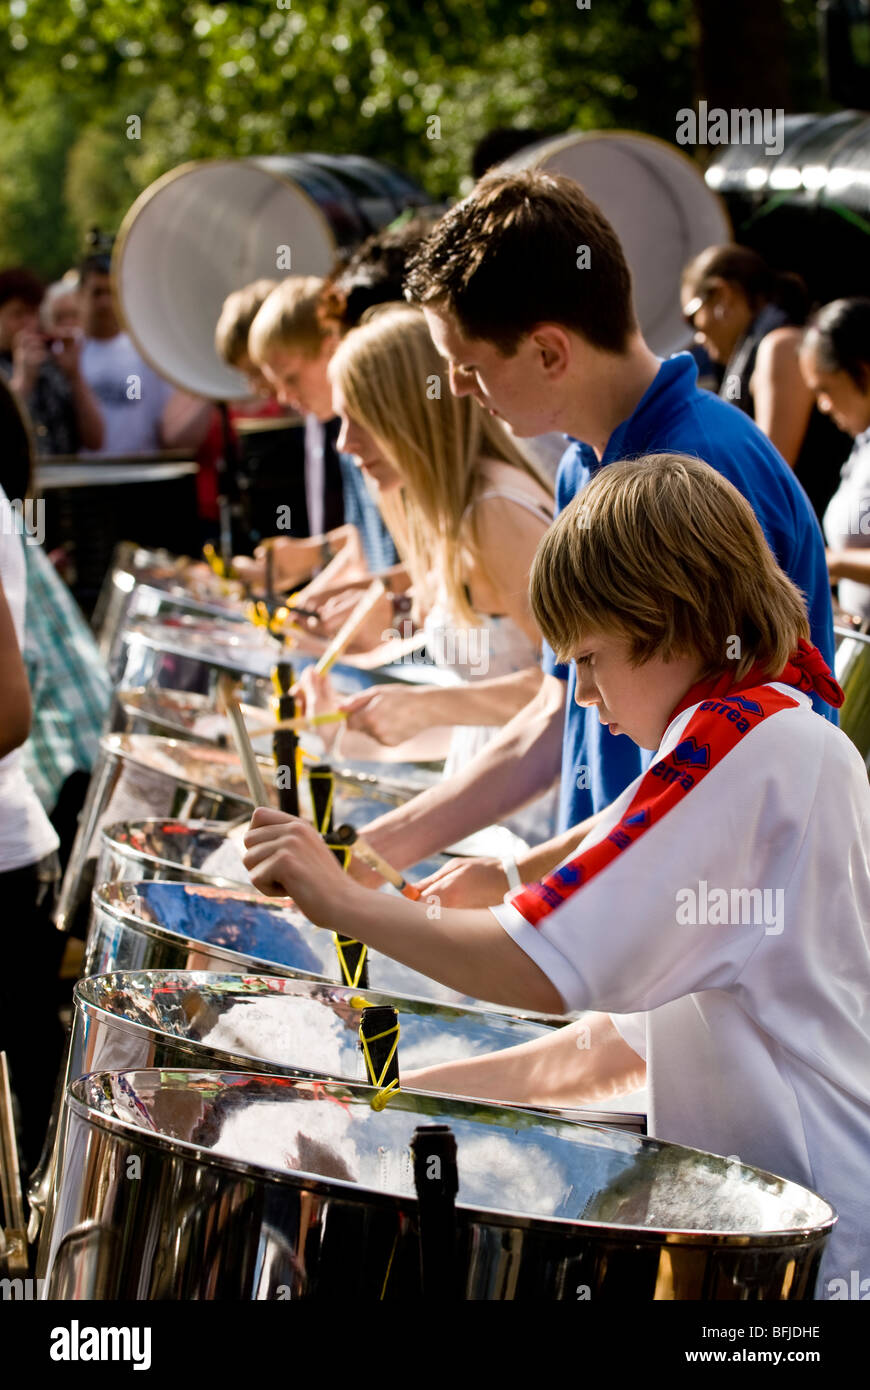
[91,880,334,986]
[100,733,433,807]
[834,624,870,646]
[99,732,266,806]
[88,886,568,1024]
[72,967,556,1039]
[100,818,245,885]
[65,1069,837,1248]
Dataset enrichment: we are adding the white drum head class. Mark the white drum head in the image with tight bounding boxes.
[114,159,337,399]
[502,131,732,358]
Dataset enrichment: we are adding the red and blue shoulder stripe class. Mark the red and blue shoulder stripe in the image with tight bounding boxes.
[510,686,799,928]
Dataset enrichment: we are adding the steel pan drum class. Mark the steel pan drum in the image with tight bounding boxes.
[92,543,249,664]
[55,732,439,935]
[42,1068,834,1300]
[31,970,571,1268]
[117,614,459,701]
[68,972,559,1088]
[95,819,518,901]
[835,625,870,770]
[84,881,522,1013]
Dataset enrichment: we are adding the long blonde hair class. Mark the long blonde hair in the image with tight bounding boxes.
[328,304,553,624]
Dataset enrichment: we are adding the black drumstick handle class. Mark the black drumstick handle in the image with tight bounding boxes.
[411,1124,459,1300]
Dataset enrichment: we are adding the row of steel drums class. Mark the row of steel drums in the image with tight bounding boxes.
[30,545,846,1299]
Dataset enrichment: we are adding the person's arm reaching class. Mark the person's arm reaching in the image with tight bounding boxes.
[338,666,544,746]
[413,809,610,908]
[404,1013,645,1109]
[242,808,564,1013]
[827,548,870,586]
[356,670,566,873]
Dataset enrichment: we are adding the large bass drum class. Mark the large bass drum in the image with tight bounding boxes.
[114,154,431,402]
[42,1068,834,1300]
[500,130,731,358]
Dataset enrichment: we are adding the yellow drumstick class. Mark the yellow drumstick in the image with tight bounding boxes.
[245,709,348,739]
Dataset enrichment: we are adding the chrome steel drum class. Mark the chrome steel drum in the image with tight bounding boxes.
[835,625,870,770]
[31,970,572,1268]
[68,972,560,1088]
[115,616,301,708]
[42,1068,834,1300]
[96,819,522,898]
[84,881,517,1012]
[92,543,246,664]
[55,732,434,935]
[110,690,448,786]
[116,615,460,705]
[55,735,259,935]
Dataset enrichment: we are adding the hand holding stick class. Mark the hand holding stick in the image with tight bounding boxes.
[314,577,387,676]
[331,823,421,901]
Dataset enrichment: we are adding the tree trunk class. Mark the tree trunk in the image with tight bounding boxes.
[692,0,792,111]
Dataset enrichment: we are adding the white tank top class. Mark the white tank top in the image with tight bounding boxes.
[421,486,559,841]
[0,484,60,872]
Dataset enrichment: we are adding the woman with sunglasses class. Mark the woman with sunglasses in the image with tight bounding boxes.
[680,244,848,520]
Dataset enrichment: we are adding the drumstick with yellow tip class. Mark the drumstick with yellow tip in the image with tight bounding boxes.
[314,578,387,676]
[245,709,348,738]
[331,824,421,901]
[217,674,271,808]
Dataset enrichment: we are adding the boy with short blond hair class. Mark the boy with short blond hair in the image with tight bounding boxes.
[214,278,279,392]
[244,452,870,1298]
[246,275,397,574]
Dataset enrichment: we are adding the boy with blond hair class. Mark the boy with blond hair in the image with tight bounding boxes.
[247,276,397,576]
[244,453,870,1298]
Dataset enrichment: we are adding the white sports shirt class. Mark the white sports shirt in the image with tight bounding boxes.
[492,680,870,1298]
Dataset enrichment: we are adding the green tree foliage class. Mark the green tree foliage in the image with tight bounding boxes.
[0,0,826,274]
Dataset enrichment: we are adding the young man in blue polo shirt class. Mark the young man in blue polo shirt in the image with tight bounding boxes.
[347,168,836,899]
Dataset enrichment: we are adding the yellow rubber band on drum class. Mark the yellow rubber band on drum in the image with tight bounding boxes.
[358,1021,401,1111]
[332,933,368,988]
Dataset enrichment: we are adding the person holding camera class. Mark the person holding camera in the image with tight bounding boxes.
[0,266,103,455]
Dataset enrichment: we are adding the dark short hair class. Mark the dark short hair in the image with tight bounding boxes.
[78,252,112,283]
[319,215,438,334]
[0,267,44,312]
[403,169,636,356]
[803,297,870,392]
[682,244,809,324]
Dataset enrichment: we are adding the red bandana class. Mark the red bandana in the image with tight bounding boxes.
[671,639,844,723]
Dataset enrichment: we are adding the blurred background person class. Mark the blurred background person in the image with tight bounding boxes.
[0,265,103,454]
[0,379,68,1177]
[78,249,214,457]
[41,271,83,334]
[681,244,849,521]
[800,298,870,624]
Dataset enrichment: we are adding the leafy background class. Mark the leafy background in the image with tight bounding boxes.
[0,0,827,279]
